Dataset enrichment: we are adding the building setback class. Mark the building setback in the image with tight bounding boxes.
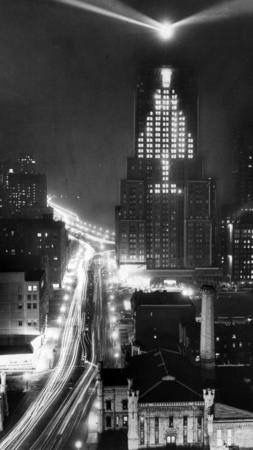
[116,67,215,270]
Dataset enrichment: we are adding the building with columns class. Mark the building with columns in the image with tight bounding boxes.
[97,353,253,449]
[97,286,253,449]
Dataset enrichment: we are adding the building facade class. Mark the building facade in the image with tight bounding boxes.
[234,126,253,206]
[232,209,253,284]
[98,361,253,449]
[0,153,48,218]
[0,269,49,336]
[0,217,68,288]
[116,67,215,270]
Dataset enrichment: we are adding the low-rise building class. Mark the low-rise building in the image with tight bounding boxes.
[97,350,253,449]
[131,290,195,352]
[0,269,49,336]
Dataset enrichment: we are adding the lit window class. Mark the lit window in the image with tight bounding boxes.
[217,430,222,446]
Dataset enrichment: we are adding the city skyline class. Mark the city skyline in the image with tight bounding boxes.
[0,2,253,449]
[0,0,253,226]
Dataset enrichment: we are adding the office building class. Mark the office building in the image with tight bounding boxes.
[131,290,195,352]
[234,126,253,206]
[0,153,48,218]
[116,67,215,270]
[0,217,68,288]
[232,208,253,284]
[0,268,49,336]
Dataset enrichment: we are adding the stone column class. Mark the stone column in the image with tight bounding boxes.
[0,372,8,417]
[128,379,139,450]
[200,285,215,380]
[203,388,215,448]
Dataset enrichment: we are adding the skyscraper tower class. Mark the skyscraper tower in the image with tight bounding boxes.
[234,125,253,207]
[116,67,215,270]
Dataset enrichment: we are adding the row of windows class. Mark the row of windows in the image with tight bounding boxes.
[105,399,128,411]
[17,303,37,310]
[18,320,37,327]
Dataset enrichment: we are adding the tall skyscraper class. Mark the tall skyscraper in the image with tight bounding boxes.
[234,126,253,207]
[0,154,47,218]
[116,67,215,270]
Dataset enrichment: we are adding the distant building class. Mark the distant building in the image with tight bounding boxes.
[190,290,253,366]
[0,269,49,336]
[0,153,49,218]
[15,153,37,174]
[116,67,216,270]
[6,172,47,216]
[234,125,253,206]
[232,208,253,284]
[0,216,68,288]
[216,204,253,284]
[184,180,216,268]
[131,290,195,352]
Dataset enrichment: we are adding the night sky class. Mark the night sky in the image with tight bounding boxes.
[0,0,253,227]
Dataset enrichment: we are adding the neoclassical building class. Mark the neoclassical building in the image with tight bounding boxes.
[97,350,253,449]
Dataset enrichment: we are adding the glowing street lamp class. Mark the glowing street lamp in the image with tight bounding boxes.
[111,330,119,340]
[157,21,174,40]
[74,441,83,449]
[57,316,62,325]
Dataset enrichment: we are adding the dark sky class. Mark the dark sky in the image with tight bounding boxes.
[0,0,253,227]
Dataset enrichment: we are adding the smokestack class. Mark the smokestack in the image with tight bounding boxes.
[200,285,215,377]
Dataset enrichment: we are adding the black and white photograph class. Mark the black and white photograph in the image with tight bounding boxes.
[0,1,252,449]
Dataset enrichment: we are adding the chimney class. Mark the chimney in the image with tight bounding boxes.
[200,285,215,378]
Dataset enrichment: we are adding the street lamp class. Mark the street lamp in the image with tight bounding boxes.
[74,441,82,449]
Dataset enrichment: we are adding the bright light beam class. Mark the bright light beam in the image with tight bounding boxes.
[175,0,253,28]
[157,21,174,40]
[55,0,169,34]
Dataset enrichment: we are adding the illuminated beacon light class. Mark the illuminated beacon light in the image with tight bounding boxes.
[158,21,174,40]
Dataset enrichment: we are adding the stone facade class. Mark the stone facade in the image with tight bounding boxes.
[211,420,253,449]
[100,384,129,432]
[98,361,253,449]
[136,402,204,448]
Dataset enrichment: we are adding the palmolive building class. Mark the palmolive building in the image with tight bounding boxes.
[116,67,216,270]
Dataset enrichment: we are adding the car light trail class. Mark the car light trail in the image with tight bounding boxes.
[48,197,115,245]
[30,333,97,450]
[0,242,94,450]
